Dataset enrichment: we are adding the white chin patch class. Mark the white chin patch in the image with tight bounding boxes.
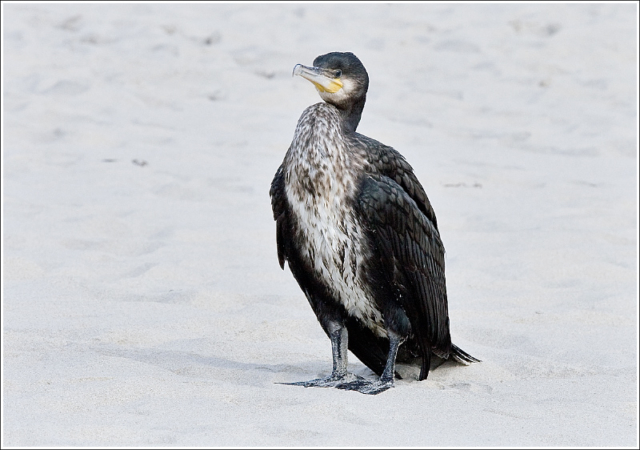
[319,78,354,104]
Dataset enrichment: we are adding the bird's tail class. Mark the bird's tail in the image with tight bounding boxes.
[449,344,481,365]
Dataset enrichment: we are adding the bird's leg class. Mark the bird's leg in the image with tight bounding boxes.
[279,321,365,388]
[379,332,402,384]
[336,331,404,395]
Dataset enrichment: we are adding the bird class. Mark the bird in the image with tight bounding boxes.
[269,52,479,395]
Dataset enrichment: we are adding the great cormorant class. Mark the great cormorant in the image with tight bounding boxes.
[270,52,478,395]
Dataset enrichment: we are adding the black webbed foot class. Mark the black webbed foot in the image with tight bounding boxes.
[278,372,365,388]
[335,378,394,395]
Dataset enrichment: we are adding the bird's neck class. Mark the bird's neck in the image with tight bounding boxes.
[285,103,365,202]
[336,95,366,134]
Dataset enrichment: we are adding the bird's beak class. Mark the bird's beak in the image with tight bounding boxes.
[293,64,343,93]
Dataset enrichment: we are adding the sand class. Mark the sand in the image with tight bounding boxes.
[2,2,638,447]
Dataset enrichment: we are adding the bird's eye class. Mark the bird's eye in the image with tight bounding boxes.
[334,70,342,78]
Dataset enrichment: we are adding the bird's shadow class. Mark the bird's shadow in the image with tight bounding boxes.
[91,341,458,387]
[92,343,343,386]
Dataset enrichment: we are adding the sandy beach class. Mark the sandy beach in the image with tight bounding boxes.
[2,2,638,447]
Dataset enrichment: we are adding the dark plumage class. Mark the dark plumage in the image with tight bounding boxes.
[270,52,478,395]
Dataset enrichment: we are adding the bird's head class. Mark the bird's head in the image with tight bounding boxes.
[293,52,369,110]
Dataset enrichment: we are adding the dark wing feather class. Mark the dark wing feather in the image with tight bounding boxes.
[355,134,439,230]
[357,174,452,380]
[269,164,288,269]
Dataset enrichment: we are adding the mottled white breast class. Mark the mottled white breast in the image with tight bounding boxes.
[284,103,386,337]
